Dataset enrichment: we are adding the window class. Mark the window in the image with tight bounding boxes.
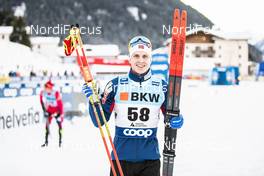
[193,46,201,57]
[219,55,221,58]
[2,35,4,40]
[238,45,242,49]
[218,46,221,49]
[207,46,215,57]
[38,45,41,49]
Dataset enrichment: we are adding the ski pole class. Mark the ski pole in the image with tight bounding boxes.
[76,46,118,176]
[76,31,124,176]
[72,28,124,176]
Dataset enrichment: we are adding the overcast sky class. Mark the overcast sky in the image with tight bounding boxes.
[183,0,264,43]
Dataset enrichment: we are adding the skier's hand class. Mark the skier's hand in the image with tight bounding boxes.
[82,83,94,98]
[170,114,184,129]
[53,113,61,118]
[82,83,98,103]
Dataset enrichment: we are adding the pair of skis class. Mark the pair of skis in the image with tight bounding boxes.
[162,9,187,176]
[64,26,124,176]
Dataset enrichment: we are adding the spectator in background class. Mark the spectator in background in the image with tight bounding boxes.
[64,70,68,77]
[42,70,48,77]
[8,71,16,77]
[57,72,61,78]
[15,65,21,77]
[30,70,36,77]
[71,71,75,77]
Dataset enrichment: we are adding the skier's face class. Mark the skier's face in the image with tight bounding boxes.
[45,86,52,93]
[130,51,151,74]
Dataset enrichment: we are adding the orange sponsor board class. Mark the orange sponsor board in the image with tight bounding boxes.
[120,92,129,101]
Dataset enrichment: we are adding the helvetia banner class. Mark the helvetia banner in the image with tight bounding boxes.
[0,96,42,130]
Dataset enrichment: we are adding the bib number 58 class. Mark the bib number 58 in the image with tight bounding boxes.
[128,107,150,121]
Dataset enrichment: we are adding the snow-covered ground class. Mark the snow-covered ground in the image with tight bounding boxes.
[1,80,264,176]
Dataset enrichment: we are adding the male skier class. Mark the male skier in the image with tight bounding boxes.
[40,80,64,147]
[83,36,184,176]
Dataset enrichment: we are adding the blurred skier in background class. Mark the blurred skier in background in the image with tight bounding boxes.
[40,80,64,147]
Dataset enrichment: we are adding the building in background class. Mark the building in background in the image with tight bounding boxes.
[0,26,13,41]
[164,28,262,77]
[58,44,121,63]
[30,37,60,59]
[185,28,248,75]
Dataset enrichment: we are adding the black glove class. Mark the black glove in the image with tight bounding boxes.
[44,111,50,118]
[54,113,61,119]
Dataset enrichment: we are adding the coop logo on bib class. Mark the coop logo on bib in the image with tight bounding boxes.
[123,128,153,138]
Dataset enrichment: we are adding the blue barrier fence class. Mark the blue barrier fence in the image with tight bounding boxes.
[0,77,88,118]
[0,77,83,98]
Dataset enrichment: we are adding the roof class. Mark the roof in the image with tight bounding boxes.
[0,41,80,77]
[30,37,60,45]
[186,27,250,40]
[58,44,120,57]
[164,28,250,46]
[0,26,13,34]
[0,41,60,69]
